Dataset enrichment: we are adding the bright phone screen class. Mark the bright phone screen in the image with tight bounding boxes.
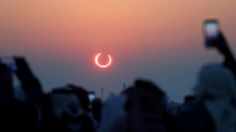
[205,21,219,40]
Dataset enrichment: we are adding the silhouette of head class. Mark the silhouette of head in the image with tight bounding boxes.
[194,63,236,99]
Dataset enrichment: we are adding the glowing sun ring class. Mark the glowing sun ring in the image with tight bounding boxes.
[95,53,112,68]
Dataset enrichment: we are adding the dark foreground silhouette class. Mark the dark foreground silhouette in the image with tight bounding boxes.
[0,23,236,132]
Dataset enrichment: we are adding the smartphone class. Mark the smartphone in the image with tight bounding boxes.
[0,57,17,72]
[204,20,220,47]
[88,92,96,102]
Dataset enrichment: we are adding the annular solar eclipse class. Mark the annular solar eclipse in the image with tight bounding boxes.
[94,53,112,69]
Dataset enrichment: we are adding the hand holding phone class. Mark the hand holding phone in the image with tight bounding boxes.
[88,92,96,102]
[204,19,232,56]
[204,19,220,47]
[0,57,17,72]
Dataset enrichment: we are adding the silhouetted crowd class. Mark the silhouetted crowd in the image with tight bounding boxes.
[0,29,236,132]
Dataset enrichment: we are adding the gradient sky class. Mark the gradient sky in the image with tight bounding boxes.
[1,0,236,102]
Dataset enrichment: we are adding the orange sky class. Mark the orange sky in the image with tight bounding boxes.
[1,0,236,101]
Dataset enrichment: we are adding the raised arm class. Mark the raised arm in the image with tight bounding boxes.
[14,57,43,103]
[214,32,236,77]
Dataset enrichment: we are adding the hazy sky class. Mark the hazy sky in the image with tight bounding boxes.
[1,0,236,102]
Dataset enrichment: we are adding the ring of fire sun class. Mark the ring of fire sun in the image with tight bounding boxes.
[94,53,112,69]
